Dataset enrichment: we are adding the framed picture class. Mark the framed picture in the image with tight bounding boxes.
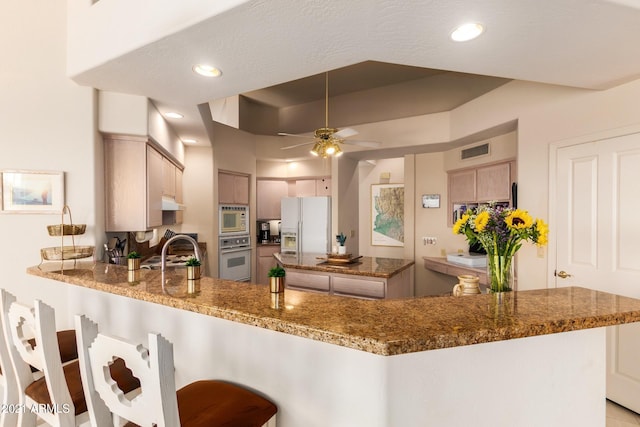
[422,194,440,208]
[1,170,64,213]
[371,183,404,247]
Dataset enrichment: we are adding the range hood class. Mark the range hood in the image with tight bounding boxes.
[161,196,185,211]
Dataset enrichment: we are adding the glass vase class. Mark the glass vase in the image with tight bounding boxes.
[486,253,515,293]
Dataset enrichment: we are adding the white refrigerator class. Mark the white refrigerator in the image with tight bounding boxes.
[280,196,331,254]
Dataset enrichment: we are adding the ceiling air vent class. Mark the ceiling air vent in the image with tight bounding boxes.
[461,143,489,160]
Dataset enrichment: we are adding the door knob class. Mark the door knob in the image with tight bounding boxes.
[555,270,573,279]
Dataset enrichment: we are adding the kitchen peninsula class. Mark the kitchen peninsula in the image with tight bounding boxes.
[29,262,640,426]
[274,253,414,299]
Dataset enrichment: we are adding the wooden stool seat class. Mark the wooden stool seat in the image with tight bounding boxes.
[27,329,78,372]
[25,358,140,416]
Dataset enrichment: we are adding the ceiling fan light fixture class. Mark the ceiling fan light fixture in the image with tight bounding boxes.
[451,22,484,42]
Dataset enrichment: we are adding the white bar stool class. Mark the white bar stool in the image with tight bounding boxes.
[0,290,139,426]
[75,314,278,427]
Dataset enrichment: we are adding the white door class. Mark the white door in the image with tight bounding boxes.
[555,132,640,412]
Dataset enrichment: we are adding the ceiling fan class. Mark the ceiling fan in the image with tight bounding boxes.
[279,72,381,157]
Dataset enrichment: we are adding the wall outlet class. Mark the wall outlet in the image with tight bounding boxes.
[423,237,437,245]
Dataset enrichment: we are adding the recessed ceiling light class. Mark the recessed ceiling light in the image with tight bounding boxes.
[451,23,484,42]
[193,64,222,77]
[182,139,197,144]
[165,112,184,119]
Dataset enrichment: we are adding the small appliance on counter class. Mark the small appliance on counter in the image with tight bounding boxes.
[258,221,271,243]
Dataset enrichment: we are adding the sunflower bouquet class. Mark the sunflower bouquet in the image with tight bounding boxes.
[453,205,548,292]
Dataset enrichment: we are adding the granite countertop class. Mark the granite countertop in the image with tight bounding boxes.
[274,253,414,278]
[28,262,640,356]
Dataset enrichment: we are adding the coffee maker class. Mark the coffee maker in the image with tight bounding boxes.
[259,221,271,243]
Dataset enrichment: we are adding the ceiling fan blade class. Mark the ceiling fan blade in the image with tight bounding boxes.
[278,132,311,139]
[281,141,314,150]
[333,127,358,139]
[343,140,382,148]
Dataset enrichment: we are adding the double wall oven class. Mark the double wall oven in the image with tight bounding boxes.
[219,205,251,282]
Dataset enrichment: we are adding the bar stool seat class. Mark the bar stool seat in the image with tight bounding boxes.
[25,358,140,416]
[27,329,78,371]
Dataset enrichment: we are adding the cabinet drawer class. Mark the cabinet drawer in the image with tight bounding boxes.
[257,246,279,257]
[285,271,330,292]
[332,276,385,299]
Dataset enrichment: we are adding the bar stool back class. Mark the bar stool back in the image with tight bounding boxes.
[0,291,139,427]
[76,314,278,427]
[0,291,20,427]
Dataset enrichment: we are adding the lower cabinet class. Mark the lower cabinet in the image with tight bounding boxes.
[282,266,413,300]
[256,246,280,285]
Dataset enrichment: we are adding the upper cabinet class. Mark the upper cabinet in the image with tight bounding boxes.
[448,161,516,226]
[162,157,177,198]
[257,180,288,219]
[219,170,250,205]
[256,177,331,220]
[293,178,332,197]
[104,134,184,232]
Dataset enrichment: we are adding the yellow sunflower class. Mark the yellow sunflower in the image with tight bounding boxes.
[474,211,490,232]
[535,219,549,246]
[452,213,470,234]
[505,209,533,230]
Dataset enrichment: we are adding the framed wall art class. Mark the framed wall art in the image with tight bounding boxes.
[1,170,64,213]
[371,183,404,247]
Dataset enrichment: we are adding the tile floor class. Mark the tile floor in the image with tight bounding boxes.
[607,400,640,426]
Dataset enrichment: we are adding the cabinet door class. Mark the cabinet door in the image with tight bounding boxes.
[256,246,279,285]
[477,163,511,201]
[146,146,163,228]
[316,178,331,196]
[295,179,317,197]
[257,180,288,219]
[218,172,236,204]
[234,174,250,205]
[175,168,184,224]
[162,157,176,197]
[448,170,476,202]
[105,138,147,232]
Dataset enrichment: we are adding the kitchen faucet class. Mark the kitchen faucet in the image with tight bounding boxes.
[161,234,202,290]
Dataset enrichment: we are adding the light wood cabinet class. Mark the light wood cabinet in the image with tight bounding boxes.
[257,180,288,219]
[476,163,511,201]
[162,157,176,197]
[105,135,184,231]
[281,266,413,300]
[219,171,250,205]
[316,177,331,196]
[256,245,279,285]
[175,168,184,224]
[146,146,164,228]
[448,161,515,226]
[104,135,160,232]
[285,270,331,294]
[295,179,317,197]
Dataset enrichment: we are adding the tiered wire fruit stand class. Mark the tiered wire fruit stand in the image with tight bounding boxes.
[40,205,94,267]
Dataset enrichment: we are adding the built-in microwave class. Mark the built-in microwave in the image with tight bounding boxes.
[219,205,249,235]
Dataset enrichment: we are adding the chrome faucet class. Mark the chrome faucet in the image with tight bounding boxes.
[161,234,202,289]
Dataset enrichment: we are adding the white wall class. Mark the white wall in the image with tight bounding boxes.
[0,1,99,327]
[181,146,215,275]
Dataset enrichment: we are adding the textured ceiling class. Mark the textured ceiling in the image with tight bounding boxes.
[70,0,640,150]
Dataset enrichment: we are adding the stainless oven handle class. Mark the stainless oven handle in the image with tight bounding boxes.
[220,247,251,254]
